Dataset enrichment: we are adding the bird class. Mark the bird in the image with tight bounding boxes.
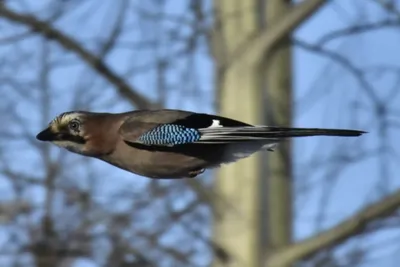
[36,109,366,179]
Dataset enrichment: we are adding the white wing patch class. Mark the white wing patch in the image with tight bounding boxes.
[210,119,223,128]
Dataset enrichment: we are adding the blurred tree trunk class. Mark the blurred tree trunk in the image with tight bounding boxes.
[263,0,293,260]
[213,0,292,266]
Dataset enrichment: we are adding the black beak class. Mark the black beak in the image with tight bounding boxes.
[36,127,57,141]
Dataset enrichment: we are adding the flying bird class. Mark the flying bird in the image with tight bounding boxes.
[36,109,366,179]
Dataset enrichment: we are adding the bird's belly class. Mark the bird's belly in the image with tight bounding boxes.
[102,145,212,179]
[138,153,207,178]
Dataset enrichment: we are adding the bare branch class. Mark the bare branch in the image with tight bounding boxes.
[220,0,327,69]
[266,189,400,267]
[97,0,128,59]
[317,20,400,46]
[0,200,31,223]
[0,4,157,109]
[372,0,400,18]
[293,38,379,103]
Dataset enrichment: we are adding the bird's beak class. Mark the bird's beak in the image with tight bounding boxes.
[36,127,58,142]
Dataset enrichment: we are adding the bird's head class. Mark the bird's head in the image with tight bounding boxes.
[36,111,110,156]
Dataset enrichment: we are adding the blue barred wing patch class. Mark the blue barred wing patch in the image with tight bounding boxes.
[137,124,201,146]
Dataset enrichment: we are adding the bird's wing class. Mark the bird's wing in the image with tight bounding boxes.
[118,109,365,147]
[118,110,252,147]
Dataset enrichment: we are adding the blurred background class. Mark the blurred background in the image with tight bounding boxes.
[1,0,400,266]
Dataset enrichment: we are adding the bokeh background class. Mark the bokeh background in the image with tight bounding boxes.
[1,0,400,267]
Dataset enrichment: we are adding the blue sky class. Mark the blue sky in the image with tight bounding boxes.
[1,0,400,266]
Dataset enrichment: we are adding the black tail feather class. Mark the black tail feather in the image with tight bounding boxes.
[198,126,366,143]
[256,127,366,138]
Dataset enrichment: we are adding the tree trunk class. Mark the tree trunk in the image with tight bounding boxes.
[213,0,292,266]
[263,0,293,260]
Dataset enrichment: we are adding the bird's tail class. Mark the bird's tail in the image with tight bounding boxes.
[197,126,366,144]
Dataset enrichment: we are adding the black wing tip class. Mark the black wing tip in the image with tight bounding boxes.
[351,130,368,136]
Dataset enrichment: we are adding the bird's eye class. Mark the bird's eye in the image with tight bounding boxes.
[68,120,80,132]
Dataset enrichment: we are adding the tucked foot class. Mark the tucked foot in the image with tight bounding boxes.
[267,143,278,152]
[188,169,205,178]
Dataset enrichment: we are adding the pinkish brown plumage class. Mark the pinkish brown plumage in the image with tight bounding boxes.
[36,109,366,179]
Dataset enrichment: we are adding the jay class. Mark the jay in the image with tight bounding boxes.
[36,109,366,179]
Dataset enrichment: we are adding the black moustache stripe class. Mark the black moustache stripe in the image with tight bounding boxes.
[58,133,86,144]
